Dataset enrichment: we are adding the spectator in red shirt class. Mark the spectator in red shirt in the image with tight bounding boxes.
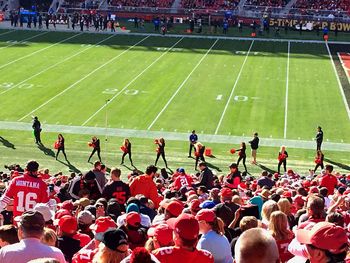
[174,168,193,191]
[130,165,160,208]
[320,165,338,195]
[153,213,214,263]
[269,211,294,262]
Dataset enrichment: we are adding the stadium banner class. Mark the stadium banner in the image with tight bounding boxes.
[269,18,350,32]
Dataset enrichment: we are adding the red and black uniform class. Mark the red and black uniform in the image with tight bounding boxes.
[88,138,101,163]
[278,151,288,174]
[314,153,324,172]
[155,142,168,167]
[237,145,247,172]
[56,136,67,161]
[102,180,130,205]
[194,143,206,169]
[0,172,50,218]
[121,142,133,166]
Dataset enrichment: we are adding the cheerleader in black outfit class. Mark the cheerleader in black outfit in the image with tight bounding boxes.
[314,150,324,172]
[237,142,247,173]
[277,146,288,174]
[121,138,133,166]
[155,138,168,167]
[194,142,205,170]
[88,136,102,163]
[55,134,68,161]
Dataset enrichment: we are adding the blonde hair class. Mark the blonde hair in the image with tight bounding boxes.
[41,228,57,247]
[232,195,243,206]
[239,216,258,232]
[92,243,129,263]
[261,200,279,223]
[209,217,225,236]
[269,211,292,241]
[278,198,291,215]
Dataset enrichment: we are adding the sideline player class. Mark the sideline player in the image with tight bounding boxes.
[315,126,323,151]
[188,130,198,158]
[32,116,42,144]
[248,132,259,164]
[0,160,51,217]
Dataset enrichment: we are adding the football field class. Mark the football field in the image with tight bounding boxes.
[0,28,349,175]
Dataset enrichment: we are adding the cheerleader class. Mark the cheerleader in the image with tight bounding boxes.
[55,134,68,161]
[314,150,324,172]
[88,136,101,163]
[121,138,133,166]
[277,146,288,174]
[155,138,168,167]
[194,141,206,170]
[237,142,247,173]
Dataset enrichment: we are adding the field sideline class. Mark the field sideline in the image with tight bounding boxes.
[0,28,349,175]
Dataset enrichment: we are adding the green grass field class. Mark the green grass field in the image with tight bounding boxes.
[0,28,349,177]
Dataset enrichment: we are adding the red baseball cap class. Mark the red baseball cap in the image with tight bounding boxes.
[297,222,348,254]
[195,209,216,223]
[282,191,292,198]
[90,216,117,241]
[164,201,184,217]
[294,195,305,207]
[309,186,319,194]
[167,213,199,240]
[147,224,173,246]
[126,212,141,227]
[60,200,74,211]
[303,180,311,188]
[55,215,77,234]
[189,199,201,212]
[54,209,71,220]
[287,169,294,174]
[219,188,233,198]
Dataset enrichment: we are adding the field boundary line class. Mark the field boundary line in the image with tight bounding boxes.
[284,41,290,139]
[0,121,349,151]
[1,24,350,45]
[0,34,115,96]
[0,31,48,51]
[147,38,219,130]
[0,30,15,36]
[82,37,185,126]
[214,40,255,135]
[326,43,350,121]
[18,35,150,121]
[0,32,83,70]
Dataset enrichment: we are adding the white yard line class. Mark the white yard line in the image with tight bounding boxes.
[0,31,49,51]
[325,43,350,121]
[82,37,184,126]
[284,41,290,139]
[147,38,219,130]
[0,32,83,70]
[0,34,115,96]
[0,30,15,36]
[214,40,255,135]
[1,120,349,151]
[18,35,150,122]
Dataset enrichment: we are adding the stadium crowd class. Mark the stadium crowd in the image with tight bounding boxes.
[0,147,348,263]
